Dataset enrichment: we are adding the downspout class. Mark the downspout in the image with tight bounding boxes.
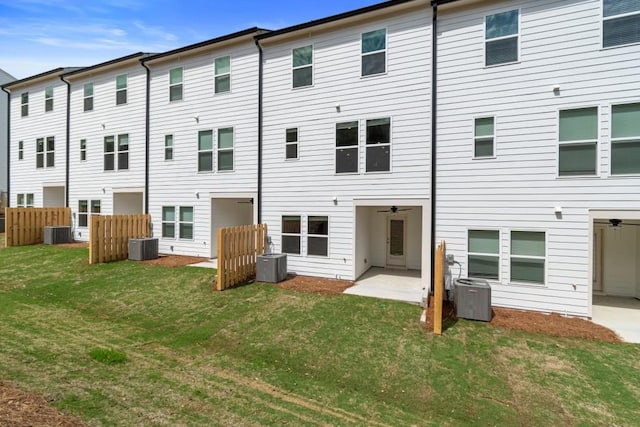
[60,76,71,207]
[430,1,438,291]
[141,61,151,214]
[1,86,10,207]
[254,38,263,223]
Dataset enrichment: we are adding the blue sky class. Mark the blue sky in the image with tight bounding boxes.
[0,0,385,79]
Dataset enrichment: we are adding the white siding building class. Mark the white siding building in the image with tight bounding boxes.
[0,69,16,205]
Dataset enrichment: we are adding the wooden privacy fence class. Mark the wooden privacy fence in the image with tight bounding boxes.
[433,240,446,335]
[89,214,151,264]
[4,207,71,247]
[216,224,267,291]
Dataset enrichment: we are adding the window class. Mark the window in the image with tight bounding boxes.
[603,0,640,48]
[17,194,24,207]
[558,107,597,176]
[286,128,299,160]
[162,206,175,238]
[26,193,34,207]
[21,92,28,116]
[366,118,391,172]
[104,136,115,171]
[45,86,53,112]
[510,231,545,284]
[468,230,500,280]
[336,121,359,173]
[36,138,44,168]
[282,215,301,255]
[169,67,183,101]
[217,128,233,171]
[307,216,328,257]
[198,130,213,172]
[474,117,495,158]
[165,135,173,160]
[214,56,230,93]
[80,139,87,161]
[179,207,194,239]
[78,199,100,227]
[16,193,33,207]
[91,200,101,215]
[46,136,55,167]
[611,103,640,175]
[292,45,313,88]
[362,29,386,76]
[118,134,129,170]
[485,10,519,66]
[18,141,23,160]
[116,74,127,105]
[83,83,93,111]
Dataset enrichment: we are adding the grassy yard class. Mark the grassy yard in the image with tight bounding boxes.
[0,241,639,426]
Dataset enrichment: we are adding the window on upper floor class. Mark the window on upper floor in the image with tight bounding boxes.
[474,117,495,158]
[198,130,213,172]
[366,118,391,172]
[118,134,129,170]
[46,136,55,167]
[36,138,44,168]
[169,67,183,101]
[162,206,175,238]
[217,127,233,171]
[286,128,299,160]
[336,121,359,174]
[485,9,519,66]
[361,29,386,76]
[21,92,28,117]
[84,83,94,111]
[116,74,127,105]
[179,206,194,239]
[45,86,53,112]
[611,102,640,175]
[18,141,23,160]
[558,107,598,176]
[35,137,54,168]
[603,0,640,48]
[510,231,545,285]
[215,56,230,93]
[468,230,500,280]
[104,136,115,171]
[104,134,128,171]
[307,216,329,257]
[80,139,87,161]
[282,215,301,255]
[165,135,173,160]
[292,45,313,88]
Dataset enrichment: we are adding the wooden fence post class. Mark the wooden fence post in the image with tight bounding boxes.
[434,240,445,335]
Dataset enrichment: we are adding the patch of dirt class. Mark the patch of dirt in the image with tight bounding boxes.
[0,381,84,427]
[55,241,89,249]
[277,274,354,295]
[137,255,209,267]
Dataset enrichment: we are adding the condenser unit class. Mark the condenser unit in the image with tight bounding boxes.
[44,226,72,244]
[128,238,159,261]
[454,278,492,322]
[256,254,287,283]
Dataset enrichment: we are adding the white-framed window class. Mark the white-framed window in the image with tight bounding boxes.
[26,193,34,207]
[118,134,129,170]
[558,107,598,176]
[36,137,54,168]
[198,130,213,172]
[45,86,53,112]
[468,230,500,280]
[282,215,301,255]
[214,56,230,94]
[179,206,194,240]
[292,45,313,88]
[78,199,100,227]
[16,193,34,208]
[336,121,359,174]
[17,193,24,207]
[83,83,94,111]
[80,139,87,161]
[361,29,386,76]
[20,92,28,117]
[116,74,127,105]
[104,134,128,170]
[510,231,546,285]
[169,67,183,101]
[165,135,173,160]
[603,0,640,48]
[46,136,55,167]
[36,138,44,168]
[474,117,495,158]
[365,118,391,172]
[286,128,299,160]
[18,140,23,160]
[217,127,233,171]
[104,136,115,171]
[485,9,519,66]
[307,216,328,257]
[162,206,175,238]
[611,102,640,175]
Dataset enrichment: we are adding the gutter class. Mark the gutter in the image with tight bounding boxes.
[141,61,151,214]
[430,1,438,291]
[1,86,9,207]
[254,38,263,223]
[60,76,71,207]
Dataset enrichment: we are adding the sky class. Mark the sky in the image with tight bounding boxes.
[0,0,386,80]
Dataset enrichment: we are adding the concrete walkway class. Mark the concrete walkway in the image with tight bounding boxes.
[344,267,424,304]
[592,295,640,344]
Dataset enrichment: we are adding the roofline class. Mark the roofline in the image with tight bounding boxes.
[62,52,152,78]
[256,0,418,41]
[142,27,269,64]
[1,67,79,90]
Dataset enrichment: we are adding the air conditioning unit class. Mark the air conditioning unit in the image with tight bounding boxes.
[128,238,159,261]
[256,254,287,283]
[454,278,492,322]
[44,226,72,244]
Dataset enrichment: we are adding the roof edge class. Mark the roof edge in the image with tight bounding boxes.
[62,52,152,78]
[2,67,82,90]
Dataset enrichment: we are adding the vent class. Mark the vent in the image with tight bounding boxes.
[256,254,287,283]
[128,238,159,261]
[454,278,492,322]
[44,226,71,244]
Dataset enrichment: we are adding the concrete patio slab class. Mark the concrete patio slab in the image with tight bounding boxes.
[344,267,424,304]
[189,259,217,269]
[592,295,640,344]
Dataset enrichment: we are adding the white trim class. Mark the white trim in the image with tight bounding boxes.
[472,114,496,159]
[609,101,640,176]
[556,105,600,178]
[466,228,501,282]
[285,127,299,160]
[508,229,547,287]
[216,126,234,172]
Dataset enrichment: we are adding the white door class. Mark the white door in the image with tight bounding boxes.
[593,226,603,293]
[386,216,406,268]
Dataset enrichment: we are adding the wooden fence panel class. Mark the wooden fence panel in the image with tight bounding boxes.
[89,214,151,264]
[4,207,71,247]
[216,224,267,291]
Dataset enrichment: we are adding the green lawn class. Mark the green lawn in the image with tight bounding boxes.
[0,242,638,426]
